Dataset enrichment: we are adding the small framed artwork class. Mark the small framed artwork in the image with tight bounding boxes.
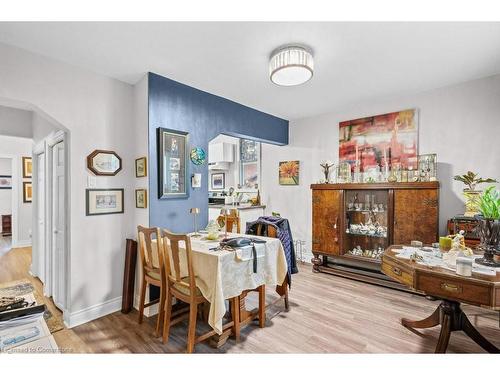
[157,127,188,199]
[279,160,300,185]
[211,173,225,190]
[22,157,32,178]
[191,173,201,188]
[135,157,147,177]
[23,181,32,203]
[135,189,147,208]
[87,150,122,176]
[0,175,12,189]
[86,188,124,216]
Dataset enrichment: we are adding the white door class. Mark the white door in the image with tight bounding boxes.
[51,141,65,310]
[37,153,45,282]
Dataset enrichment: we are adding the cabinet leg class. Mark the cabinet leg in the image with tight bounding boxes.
[311,254,321,272]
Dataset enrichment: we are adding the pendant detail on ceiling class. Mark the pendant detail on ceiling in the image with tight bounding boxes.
[269,45,314,86]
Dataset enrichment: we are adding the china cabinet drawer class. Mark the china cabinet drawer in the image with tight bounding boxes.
[381,256,413,286]
[416,273,491,305]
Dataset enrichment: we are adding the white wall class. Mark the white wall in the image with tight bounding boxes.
[0,42,139,326]
[262,74,500,260]
[0,158,12,226]
[32,111,60,143]
[0,105,32,138]
[0,136,34,247]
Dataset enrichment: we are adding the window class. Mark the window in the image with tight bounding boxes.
[239,139,261,189]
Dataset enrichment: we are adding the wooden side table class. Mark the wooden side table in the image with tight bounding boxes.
[382,245,499,353]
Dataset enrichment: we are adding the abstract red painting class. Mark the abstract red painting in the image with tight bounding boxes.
[339,109,418,171]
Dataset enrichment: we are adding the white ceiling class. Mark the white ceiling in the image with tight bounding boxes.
[0,22,500,120]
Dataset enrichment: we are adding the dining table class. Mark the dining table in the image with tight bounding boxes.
[151,232,288,337]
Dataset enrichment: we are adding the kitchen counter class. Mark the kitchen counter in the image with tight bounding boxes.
[208,204,266,210]
[208,204,266,231]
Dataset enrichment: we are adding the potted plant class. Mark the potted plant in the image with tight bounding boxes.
[475,186,500,267]
[453,171,497,216]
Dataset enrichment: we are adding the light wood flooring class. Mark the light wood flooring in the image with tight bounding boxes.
[0,235,12,257]
[1,247,499,353]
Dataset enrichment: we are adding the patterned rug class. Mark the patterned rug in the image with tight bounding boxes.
[0,278,65,334]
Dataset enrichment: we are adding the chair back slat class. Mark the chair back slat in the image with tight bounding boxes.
[217,211,241,234]
[137,225,164,279]
[161,229,197,299]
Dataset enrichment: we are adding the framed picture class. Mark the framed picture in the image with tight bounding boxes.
[191,173,202,188]
[0,175,12,189]
[339,109,418,171]
[87,150,122,176]
[157,127,188,199]
[86,188,124,216]
[211,173,225,190]
[23,181,32,203]
[135,189,147,208]
[279,161,300,185]
[135,157,147,177]
[22,157,32,178]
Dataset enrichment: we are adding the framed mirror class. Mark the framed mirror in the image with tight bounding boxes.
[157,127,189,199]
[87,150,122,176]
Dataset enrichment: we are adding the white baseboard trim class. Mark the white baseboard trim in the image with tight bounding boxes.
[65,296,122,328]
[12,240,32,249]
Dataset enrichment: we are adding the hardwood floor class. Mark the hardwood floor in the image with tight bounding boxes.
[1,247,499,353]
[0,235,12,257]
[0,246,93,352]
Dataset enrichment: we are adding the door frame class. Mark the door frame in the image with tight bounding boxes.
[31,142,45,279]
[32,130,71,320]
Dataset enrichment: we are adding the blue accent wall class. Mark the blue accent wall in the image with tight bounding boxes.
[148,72,289,232]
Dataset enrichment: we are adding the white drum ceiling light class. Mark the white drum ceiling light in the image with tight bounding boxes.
[269,45,314,86]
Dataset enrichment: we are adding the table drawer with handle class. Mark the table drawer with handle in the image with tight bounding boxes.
[381,256,413,286]
[416,273,492,306]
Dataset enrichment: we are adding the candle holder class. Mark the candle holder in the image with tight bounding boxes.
[189,208,201,237]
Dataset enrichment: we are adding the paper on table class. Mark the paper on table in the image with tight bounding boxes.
[0,316,50,351]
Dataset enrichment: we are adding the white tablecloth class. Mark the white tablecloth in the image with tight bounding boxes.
[152,233,287,334]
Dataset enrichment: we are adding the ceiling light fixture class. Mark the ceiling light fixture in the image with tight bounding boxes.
[269,45,314,87]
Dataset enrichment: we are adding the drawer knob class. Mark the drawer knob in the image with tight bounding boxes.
[440,282,461,293]
[392,267,402,276]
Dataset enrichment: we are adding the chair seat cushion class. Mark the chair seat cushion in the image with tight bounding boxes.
[172,276,203,297]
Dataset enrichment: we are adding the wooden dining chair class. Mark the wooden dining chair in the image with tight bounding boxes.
[137,225,167,337]
[217,209,241,233]
[254,223,289,311]
[161,229,223,353]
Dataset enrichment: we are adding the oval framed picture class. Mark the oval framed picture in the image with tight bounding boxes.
[87,150,122,176]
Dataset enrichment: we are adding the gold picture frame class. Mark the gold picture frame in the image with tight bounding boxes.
[135,189,147,208]
[135,157,147,177]
[22,157,32,178]
[23,181,32,203]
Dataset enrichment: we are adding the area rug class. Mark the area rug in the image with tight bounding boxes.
[0,278,65,334]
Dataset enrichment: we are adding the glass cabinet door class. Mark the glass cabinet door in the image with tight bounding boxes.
[344,190,389,262]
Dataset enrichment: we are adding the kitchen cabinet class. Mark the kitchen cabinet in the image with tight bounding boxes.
[208,142,234,163]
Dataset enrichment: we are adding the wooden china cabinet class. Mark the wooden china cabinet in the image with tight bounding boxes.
[310,182,439,288]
